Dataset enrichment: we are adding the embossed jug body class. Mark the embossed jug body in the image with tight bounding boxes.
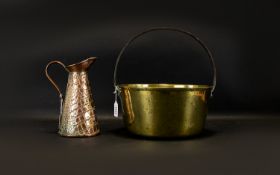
[45,57,100,137]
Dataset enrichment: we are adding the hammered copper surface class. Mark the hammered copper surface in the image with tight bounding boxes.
[59,71,99,137]
[45,58,99,137]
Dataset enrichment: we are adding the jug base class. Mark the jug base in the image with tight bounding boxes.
[58,130,100,137]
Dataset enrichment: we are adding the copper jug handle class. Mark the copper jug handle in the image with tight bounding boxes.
[45,60,68,96]
[113,27,216,97]
[45,61,68,118]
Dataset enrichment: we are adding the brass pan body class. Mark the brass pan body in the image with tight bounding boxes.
[119,84,211,137]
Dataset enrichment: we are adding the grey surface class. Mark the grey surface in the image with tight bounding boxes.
[1,110,280,175]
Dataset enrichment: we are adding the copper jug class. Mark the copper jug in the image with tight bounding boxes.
[45,57,100,137]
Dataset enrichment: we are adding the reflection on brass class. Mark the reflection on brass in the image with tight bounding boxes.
[121,89,134,124]
[45,57,100,137]
[190,91,206,102]
[113,28,216,137]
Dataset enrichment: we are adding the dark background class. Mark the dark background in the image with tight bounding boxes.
[1,0,280,114]
[1,2,280,175]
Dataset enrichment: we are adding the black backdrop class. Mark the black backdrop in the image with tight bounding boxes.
[1,1,279,114]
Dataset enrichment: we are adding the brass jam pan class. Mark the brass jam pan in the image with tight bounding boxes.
[113,27,216,137]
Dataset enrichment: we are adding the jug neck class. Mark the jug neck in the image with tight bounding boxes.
[66,57,96,72]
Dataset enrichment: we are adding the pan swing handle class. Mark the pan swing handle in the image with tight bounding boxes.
[113,27,216,96]
[113,27,217,117]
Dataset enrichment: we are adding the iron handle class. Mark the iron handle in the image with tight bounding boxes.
[113,27,217,96]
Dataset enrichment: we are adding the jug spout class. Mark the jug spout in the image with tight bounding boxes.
[67,57,96,72]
